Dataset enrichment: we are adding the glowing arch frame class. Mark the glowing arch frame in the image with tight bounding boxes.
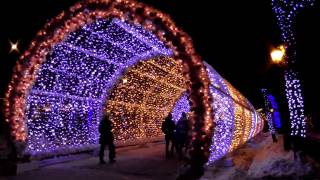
[5,0,213,166]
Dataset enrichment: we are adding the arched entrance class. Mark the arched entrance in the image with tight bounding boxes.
[4,0,264,172]
[5,0,213,169]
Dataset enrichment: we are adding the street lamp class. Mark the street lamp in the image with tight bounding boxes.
[270,45,285,64]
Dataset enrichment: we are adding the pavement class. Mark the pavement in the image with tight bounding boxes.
[1,141,181,180]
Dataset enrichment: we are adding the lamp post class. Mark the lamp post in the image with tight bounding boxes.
[270,43,306,138]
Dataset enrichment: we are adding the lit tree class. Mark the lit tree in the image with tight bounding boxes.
[271,0,314,137]
[261,89,276,135]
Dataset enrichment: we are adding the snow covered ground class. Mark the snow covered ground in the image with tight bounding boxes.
[201,133,320,180]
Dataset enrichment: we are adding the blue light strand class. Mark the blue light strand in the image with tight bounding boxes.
[268,94,282,129]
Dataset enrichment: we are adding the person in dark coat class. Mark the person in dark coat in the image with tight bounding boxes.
[175,112,190,160]
[161,113,176,158]
[99,113,116,164]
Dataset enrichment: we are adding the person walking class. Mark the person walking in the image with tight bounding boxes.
[175,112,189,160]
[161,113,176,158]
[99,113,116,164]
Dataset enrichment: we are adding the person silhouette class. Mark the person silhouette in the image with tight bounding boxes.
[99,113,116,164]
[175,112,189,160]
[161,113,176,158]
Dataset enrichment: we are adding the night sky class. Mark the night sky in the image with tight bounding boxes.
[1,0,319,115]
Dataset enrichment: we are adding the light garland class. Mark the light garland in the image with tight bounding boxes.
[285,69,306,136]
[271,0,314,137]
[170,62,263,165]
[172,92,190,123]
[24,18,174,154]
[205,63,235,163]
[204,63,263,164]
[4,0,266,171]
[5,0,213,168]
[106,56,187,141]
[225,82,262,151]
[261,89,276,134]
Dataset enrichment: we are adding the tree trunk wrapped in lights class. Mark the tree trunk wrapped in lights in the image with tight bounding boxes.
[271,0,314,137]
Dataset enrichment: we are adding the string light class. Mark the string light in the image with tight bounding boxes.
[285,70,306,136]
[204,63,263,164]
[271,0,314,137]
[5,0,213,167]
[172,92,190,123]
[261,89,276,134]
[106,56,187,141]
[5,0,264,169]
[24,18,175,155]
[171,63,264,165]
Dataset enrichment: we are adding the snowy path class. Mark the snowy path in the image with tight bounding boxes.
[6,142,180,180]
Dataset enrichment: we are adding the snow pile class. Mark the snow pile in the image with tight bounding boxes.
[247,135,319,179]
[202,133,320,180]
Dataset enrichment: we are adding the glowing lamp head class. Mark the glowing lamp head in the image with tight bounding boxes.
[270,45,285,63]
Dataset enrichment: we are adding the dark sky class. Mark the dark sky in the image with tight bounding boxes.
[1,0,319,114]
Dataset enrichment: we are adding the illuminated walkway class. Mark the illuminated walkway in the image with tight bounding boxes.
[10,142,180,180]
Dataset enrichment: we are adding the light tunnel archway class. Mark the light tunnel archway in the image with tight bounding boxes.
[23,18,186,154]
[5,0,213,166]
[4,0,263,166]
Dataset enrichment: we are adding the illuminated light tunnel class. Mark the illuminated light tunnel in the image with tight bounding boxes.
[205,63,263,163]
[4,0,263,165]
[173,63,264,164]
[23,19,181,155]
